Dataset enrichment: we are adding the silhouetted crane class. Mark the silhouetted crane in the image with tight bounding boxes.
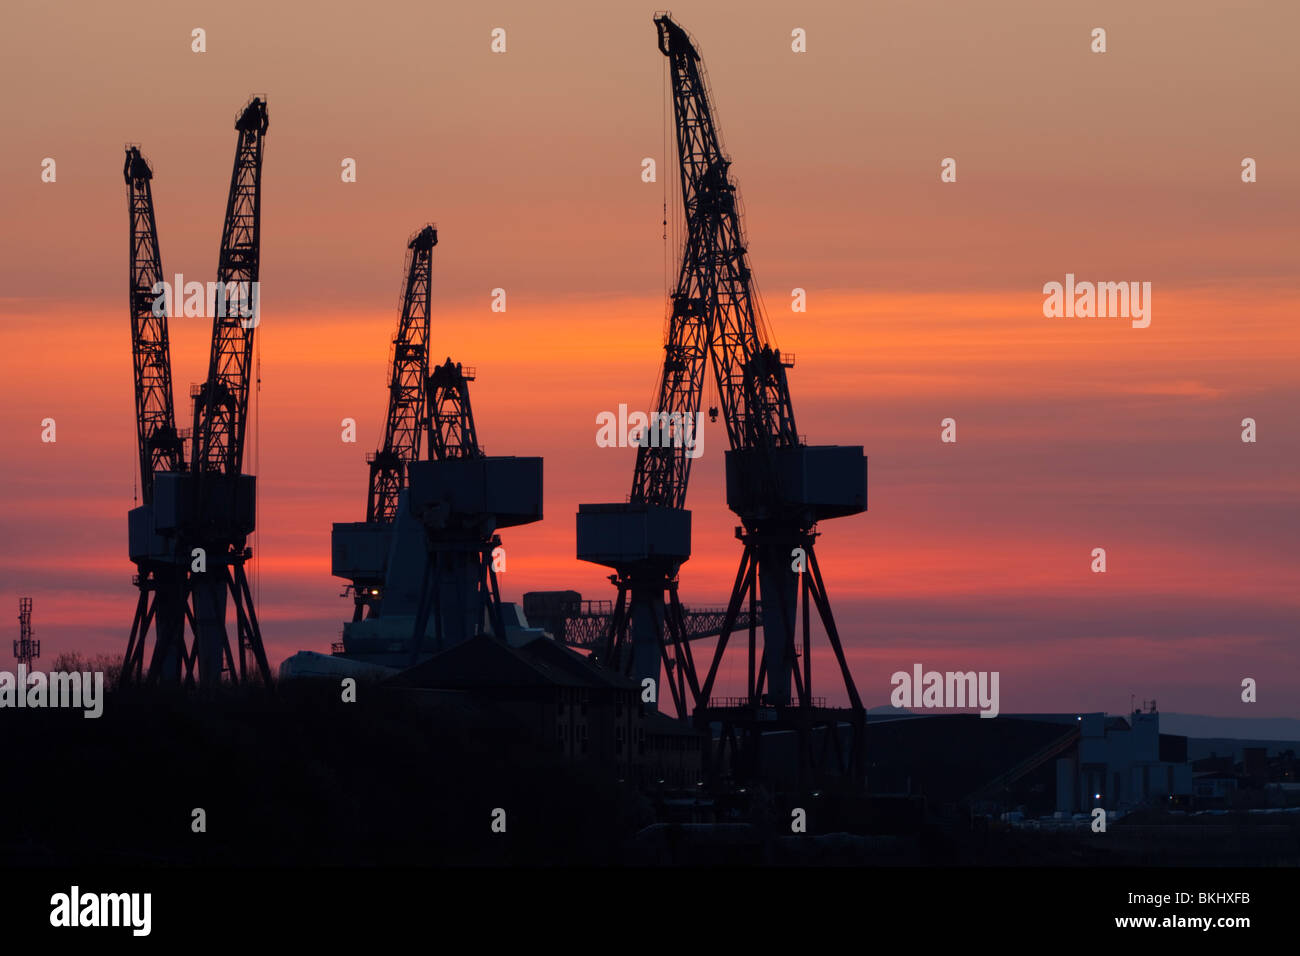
[656,16,866,785]
[405,356,534,662]
[331,229,541,666]
[653,17,866,714]
[122,97,271,689]
[574,21,718,713]
[122,145,189,684]
[368,226,438,524]
[333,226,437,623]
[186,96,270,690]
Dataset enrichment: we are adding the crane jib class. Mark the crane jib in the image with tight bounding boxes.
[193,98,268,479]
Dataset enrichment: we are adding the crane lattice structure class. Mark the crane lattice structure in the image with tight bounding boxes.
[406,357,531,663]
[368,227,438,526]
[334,226,438,623]
[122,97,271,690]
[583,16,869,786]
[574,17,725,716]
[331,229,541,666]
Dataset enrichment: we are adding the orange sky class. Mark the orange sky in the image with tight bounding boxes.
[1,0,1297,717]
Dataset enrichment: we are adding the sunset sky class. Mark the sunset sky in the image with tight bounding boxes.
[1,0,1296,718]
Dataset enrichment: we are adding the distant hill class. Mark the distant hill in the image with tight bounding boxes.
[1186,738,1300,762]
[863,707,1300,753]
[1158,712,1300,744]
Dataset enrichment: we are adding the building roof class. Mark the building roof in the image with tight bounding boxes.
[644,709,704,737]
[387,634,636,692]
[864,713,1082,805]
[515,634,636,690]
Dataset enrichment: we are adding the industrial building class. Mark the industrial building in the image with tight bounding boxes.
[1054,705,1193,814]
[862,705,1194,818]
[388,633,705,789]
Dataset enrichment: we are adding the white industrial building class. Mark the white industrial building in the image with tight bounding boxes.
[1053,705,1193,814]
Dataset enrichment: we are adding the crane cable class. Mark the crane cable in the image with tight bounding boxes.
[253,341,261,612]
[639,51,672,482]
[663,52,669,300]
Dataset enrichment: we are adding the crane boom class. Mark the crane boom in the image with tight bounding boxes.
[367,225,438,522]
[628,261,711,510]
[125,147,183,502]
[656,16,799,458]
[193,97,269,477]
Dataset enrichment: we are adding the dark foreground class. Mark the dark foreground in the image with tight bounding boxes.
[4,682,1299,867]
